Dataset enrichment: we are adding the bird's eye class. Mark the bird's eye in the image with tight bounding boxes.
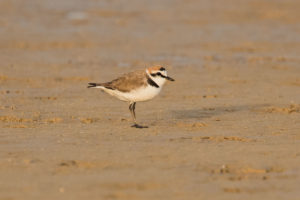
[159,67,165,71]
[151,72,164,78]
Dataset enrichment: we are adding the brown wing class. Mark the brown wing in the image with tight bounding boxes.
[102,70,147,92]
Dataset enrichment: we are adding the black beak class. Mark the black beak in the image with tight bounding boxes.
[165,76,175,81]
[153,73,175,81]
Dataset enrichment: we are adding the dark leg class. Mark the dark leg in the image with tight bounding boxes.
[129,102,136,124]
[132,102,136,120]
[129,102,148,128]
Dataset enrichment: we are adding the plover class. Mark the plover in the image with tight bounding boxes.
[88,65,175,128]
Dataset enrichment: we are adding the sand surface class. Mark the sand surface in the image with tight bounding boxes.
[1,0,300,199]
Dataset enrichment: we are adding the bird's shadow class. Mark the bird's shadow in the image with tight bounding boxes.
[171,104,269,120]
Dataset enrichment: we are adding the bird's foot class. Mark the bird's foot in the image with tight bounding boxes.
[131,123,148,129]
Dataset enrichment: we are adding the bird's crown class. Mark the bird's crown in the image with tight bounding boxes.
[147,65,166,73]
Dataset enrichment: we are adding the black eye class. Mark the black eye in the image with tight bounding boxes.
[159,67,165,71]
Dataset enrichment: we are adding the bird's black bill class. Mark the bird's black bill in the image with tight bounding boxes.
[165,76,175,81]
[150,72,175,81]
[161,74,175,81]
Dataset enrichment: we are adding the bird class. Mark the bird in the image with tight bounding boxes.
[87,65,175,128]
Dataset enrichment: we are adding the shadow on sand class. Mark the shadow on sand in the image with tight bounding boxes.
[171,104,269,120]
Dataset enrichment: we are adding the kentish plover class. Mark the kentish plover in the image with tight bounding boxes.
[88,65,175,128]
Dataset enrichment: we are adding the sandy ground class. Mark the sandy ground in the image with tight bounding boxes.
[1,0,300,199]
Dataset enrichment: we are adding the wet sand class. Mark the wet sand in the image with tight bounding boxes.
[1,0,300,199]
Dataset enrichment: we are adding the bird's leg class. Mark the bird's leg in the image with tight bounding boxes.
[130,102,148,129]
[132,102,136,120]
[129,102,136,124]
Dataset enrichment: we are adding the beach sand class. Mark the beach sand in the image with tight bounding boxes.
[0,0,300,199]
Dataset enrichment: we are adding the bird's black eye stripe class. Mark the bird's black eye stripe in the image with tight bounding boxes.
[151,72,167,79]
[159,67,165,71]
[151,72,162,76]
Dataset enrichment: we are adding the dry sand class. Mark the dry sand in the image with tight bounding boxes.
[1,0,300,199]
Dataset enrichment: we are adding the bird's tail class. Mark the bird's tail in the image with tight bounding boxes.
[87,83,104,88]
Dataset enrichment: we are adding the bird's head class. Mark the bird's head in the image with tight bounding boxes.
[146,65,175,86]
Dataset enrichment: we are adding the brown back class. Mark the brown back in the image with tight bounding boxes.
[101,70,148,92]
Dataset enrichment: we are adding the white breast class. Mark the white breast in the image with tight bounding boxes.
[103,85,162,102]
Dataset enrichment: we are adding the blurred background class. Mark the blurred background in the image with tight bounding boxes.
[1,0,300,72]
[1,0,300,199]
